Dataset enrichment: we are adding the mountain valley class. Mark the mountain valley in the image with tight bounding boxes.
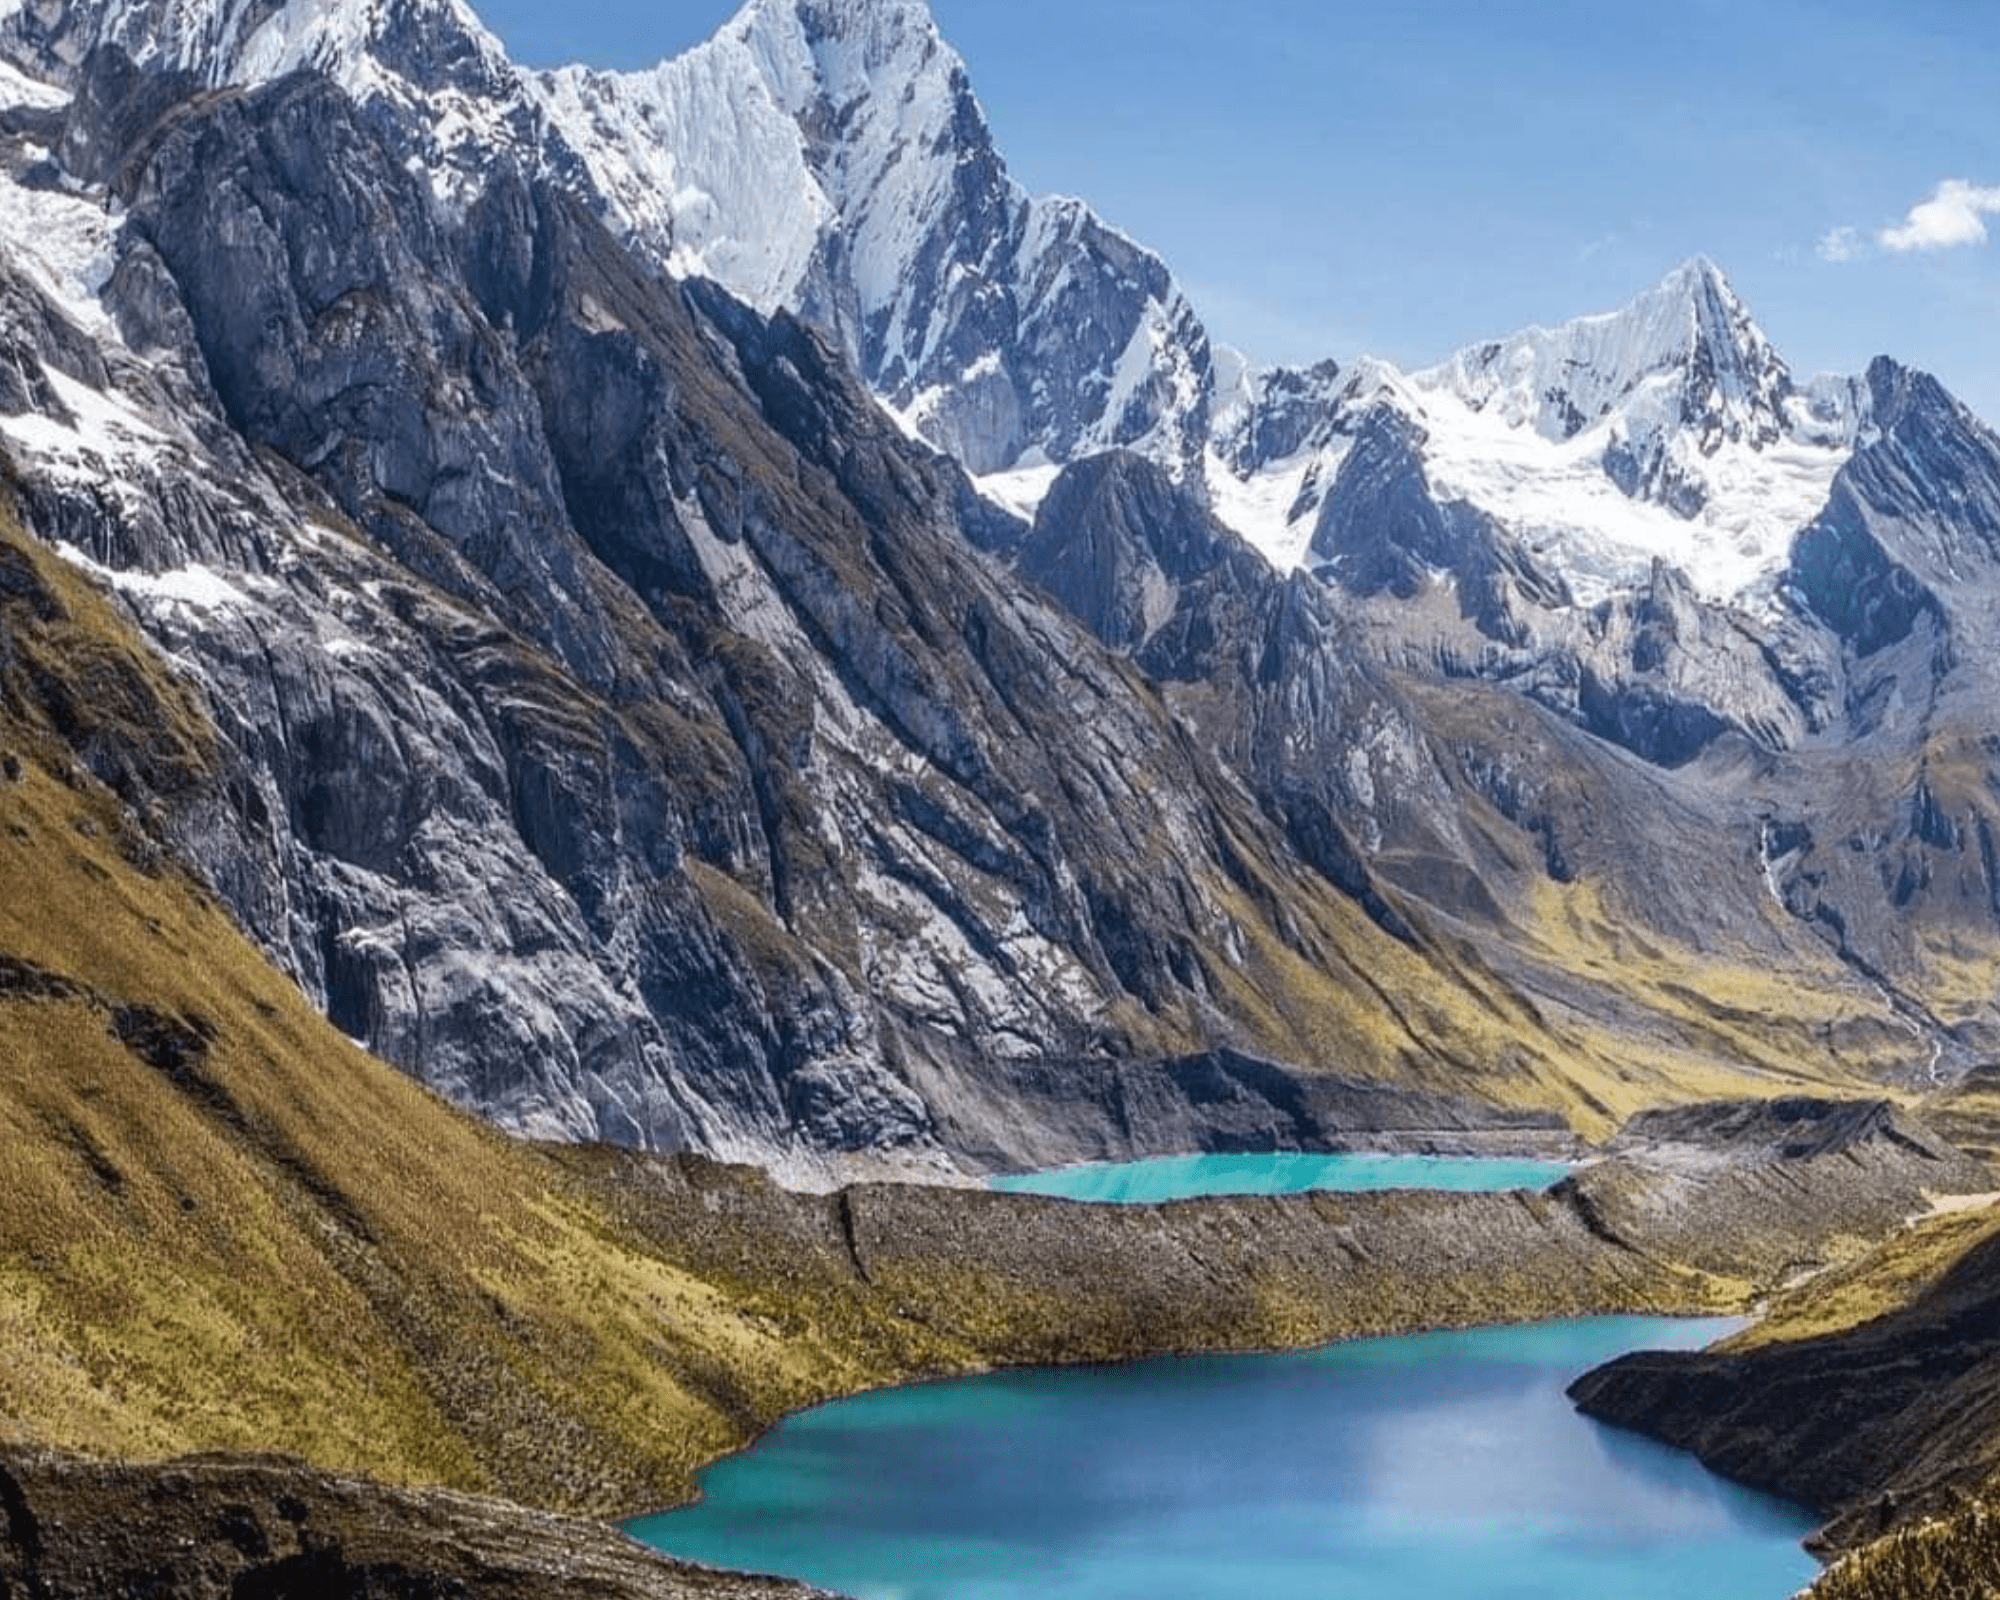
[0,0,1996,1596]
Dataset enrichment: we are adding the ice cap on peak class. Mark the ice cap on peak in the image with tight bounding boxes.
[724,0,952,66]
[1656,251,1732,294]
[721,0,960,115]
[1632,254,1766,354]
[1410,255,1789,447]
[735,0,939,22]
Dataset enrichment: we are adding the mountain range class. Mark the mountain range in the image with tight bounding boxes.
[6,3,2000,1597]
[0,0,1996,1186]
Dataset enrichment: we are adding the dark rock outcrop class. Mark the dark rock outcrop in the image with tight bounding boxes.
[1016,451,1237,655]
[0,1450,828,1600]
[1309,402,1572,643]
[1573,1198,2000,1549]
[1607,1095,1976,1168]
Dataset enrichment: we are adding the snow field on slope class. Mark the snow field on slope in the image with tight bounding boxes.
[1203,378,1845,603]
[0,155,115,340]
[1203,445,1332,574]
[1415,382,1846,604]
[538,43,834,313]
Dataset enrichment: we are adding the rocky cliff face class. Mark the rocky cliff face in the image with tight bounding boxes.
[1,0,1998,1173]
[0,37,1581,1169]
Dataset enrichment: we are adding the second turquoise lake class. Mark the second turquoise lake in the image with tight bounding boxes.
[988,1149,1573,1202]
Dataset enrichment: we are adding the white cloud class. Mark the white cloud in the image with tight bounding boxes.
[1880,178,2000,253]
[1816,225,1866,263]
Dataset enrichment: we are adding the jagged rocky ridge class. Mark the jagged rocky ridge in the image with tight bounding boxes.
[0,34,1606,1168]
[1,0,1999,1169]
[1,0,1215,479]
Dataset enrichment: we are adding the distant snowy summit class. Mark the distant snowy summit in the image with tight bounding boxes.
[536,0,1213,475]
[1211,257,1874,607]
[0,0,1925,614]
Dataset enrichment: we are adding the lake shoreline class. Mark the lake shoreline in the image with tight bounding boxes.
[4,1096,1989,1600]
[986,1147,1577,1202]
[568,1095,1988,1529]
[628,1313,1822,1600]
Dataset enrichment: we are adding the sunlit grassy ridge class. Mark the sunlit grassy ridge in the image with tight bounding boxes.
[0,507,994,1513]
[1727,1199,2000,1352]
[1809,1500,2000,1600]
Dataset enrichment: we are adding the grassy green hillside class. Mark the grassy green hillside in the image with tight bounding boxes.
[3,484,1981,1571]
[0,505,1004,1513]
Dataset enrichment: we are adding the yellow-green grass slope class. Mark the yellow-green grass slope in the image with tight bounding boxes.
[0,510,996,1516]
[1808,1500,2000,1600]
[0,483,1957,1537]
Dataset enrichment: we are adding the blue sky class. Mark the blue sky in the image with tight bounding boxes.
[475,0,2000,421]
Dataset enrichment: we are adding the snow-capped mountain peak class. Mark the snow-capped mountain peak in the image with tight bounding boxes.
[1210,260,1866,605]
[536,0,974,311]
[1411,255,1792,454]
[535,0,1213,476]
[3,0,1217,479]
[733,0,955,114]
[12,0,511,97]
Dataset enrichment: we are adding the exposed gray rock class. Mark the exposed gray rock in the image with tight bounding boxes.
[1211,357,1346,476]
[0,50,1521,1171]
[1307,400,1572,644]
[899,1046,1573,1174]
[1016,450,1243,656]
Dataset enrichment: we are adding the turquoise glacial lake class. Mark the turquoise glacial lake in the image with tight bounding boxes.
[988,1149,1573,1202]
[629,1316,1818,1600]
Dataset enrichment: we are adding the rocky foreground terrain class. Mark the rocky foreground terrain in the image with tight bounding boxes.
[0,1449,833,1600]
